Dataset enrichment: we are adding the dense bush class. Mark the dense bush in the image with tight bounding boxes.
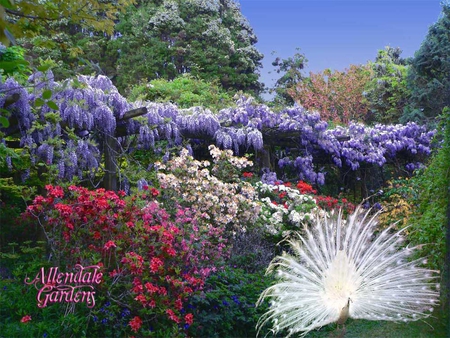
[408,109,449,272]
[128,75,236,112]
[22,184,226,336]
[186,266,273,338]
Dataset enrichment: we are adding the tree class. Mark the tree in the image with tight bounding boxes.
[113,0,263,94]
[289,65,372,124]
[403,2,450,124]
[363,46,410,124]
[269,49,307,107]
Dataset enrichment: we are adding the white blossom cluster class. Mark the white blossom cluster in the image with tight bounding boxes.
[256,182,321,237]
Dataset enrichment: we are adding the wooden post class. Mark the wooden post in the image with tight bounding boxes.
[104,134,117,191]
[103,107,148,191]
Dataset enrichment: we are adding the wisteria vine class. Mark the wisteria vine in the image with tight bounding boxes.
[1,72,436,185]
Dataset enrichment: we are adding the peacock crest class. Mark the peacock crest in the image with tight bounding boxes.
[256,206,440,337]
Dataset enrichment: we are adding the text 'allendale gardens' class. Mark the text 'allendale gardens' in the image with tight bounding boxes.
[24,264,103,308]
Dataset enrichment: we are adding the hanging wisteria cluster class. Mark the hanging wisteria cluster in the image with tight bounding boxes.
[1,72,436,185]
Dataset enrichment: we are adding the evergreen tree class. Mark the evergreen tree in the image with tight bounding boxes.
[402,3,450,124]
[364,47,410,124]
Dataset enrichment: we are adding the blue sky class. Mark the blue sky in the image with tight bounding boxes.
[237,0,443,91]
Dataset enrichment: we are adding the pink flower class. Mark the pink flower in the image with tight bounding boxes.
[166,309,180,323]
[150,257,163,273]
[104,240,117,250]
[185,313,194,325]
[20,315,32,323]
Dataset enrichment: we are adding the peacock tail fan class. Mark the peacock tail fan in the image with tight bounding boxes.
[256,206,440,337]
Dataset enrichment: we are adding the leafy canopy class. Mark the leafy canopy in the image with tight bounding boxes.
[290,64,372,124]
[1,0,134,44]
[363,47,410,125]
[113,0,263,94]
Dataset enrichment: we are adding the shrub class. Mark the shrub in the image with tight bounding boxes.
[23,185,228,336]
[156,145,261,236]
[128,75,235,112]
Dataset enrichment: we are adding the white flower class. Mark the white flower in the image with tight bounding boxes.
[257,206,440,337]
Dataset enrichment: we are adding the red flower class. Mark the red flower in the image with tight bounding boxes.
[144,282,159,294]
[20,315,32,323]
[296,181,317,194]
[242,172,253,178]
[109,269,121,277]
[185,313,194,325]
[129,316,142,333]
[151,188,160,197]
[93,231,101,240]
[134,294,147,306]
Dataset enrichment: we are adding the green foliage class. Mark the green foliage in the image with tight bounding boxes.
[408,109,449,272]
[186,266,273,338]
[364,47,410,124]
[114,0,263,94]
[403,3,450,124]
[0,45,31,83]
[128,75,236,112]
[1,0,134,41]
[0,241,94,338]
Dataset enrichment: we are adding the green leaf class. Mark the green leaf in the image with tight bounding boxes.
[0,60,29,72]
[0,0,14,10]
[0,116,9,128]
[0,108,10,117]
[34,98,45,107]
[47,101,59,110]
[36,64,51,72]
[42,89,52,100]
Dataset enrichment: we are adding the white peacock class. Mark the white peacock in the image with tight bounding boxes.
[256,206,440,337]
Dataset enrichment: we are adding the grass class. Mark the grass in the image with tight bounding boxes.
[304,309,448,338]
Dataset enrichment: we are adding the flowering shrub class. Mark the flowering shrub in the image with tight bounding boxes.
[255,180,356,238]
[314,195,356,214]
[156,145,261,237]
[255,181,320,237]
[25,185,227,336]
[378,177,413,230]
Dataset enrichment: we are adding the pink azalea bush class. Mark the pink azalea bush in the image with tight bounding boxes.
[25,185,225,335]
